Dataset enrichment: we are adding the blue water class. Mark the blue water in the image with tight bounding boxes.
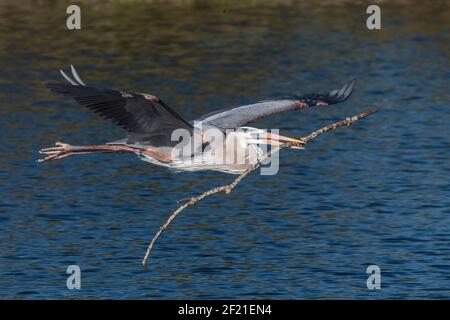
[0,1,449,299]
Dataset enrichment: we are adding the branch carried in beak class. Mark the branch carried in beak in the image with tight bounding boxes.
[259,132,305,149]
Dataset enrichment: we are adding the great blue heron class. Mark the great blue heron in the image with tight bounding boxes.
[38,65,356,174]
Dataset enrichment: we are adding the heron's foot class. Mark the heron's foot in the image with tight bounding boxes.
[37,142,76,163]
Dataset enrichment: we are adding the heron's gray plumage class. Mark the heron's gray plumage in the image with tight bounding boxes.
[197,99,307,129]
[197,79,356,129]
[47,66,194,148]
[44,65,356,174]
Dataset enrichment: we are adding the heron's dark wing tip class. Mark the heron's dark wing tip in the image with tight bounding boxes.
[45,81,67,93]
[45,82,77,96]
[321,78,357,105]
[343,78,357,98]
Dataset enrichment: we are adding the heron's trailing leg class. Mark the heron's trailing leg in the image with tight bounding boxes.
[37,142,140,163]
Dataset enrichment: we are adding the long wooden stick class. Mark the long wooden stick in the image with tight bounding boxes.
[142,109,378,266]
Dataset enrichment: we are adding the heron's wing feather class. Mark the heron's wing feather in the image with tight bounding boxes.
[198,79,356,128]
[46,66,193,147]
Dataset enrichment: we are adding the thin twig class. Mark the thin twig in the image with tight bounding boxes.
[142,109,378,266]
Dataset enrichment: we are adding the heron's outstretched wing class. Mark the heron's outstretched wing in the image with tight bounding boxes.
[46,65,193,147]
[198,79,356,129]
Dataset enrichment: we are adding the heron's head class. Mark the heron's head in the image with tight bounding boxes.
[237,127,304,149]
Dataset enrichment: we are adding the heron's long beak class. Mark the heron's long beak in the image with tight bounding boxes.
[259,132,305,149]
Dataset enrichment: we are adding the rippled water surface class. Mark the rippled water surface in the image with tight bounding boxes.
[0,0,449,299]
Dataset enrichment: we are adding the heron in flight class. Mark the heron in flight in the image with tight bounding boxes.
[38,65,356,174]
